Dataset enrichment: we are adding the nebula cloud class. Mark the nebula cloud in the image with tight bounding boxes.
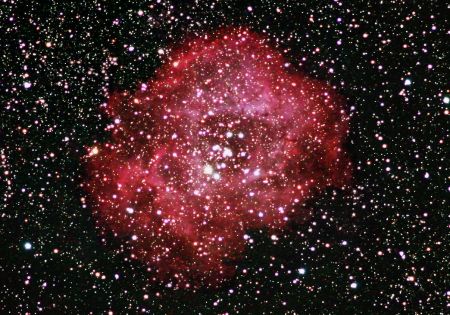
[86,27,351,288]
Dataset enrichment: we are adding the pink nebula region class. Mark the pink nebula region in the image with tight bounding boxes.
[86,28,351,288]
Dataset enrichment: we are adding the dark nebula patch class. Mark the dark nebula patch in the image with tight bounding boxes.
[85,28,351,288]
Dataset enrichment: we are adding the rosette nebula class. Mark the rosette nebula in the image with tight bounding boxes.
[86,28,351,288]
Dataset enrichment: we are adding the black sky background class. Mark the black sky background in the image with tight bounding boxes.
[1,0,448,313]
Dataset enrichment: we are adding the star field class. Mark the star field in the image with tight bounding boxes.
[1,1,448,314]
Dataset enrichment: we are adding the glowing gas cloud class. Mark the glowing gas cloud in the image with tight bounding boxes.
[86,28,351,288]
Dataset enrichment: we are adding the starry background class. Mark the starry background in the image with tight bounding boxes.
[1,0,449,314]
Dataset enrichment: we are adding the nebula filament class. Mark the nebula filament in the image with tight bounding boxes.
[86,28,351,288]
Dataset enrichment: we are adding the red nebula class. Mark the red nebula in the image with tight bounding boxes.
[85,27,351,288]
